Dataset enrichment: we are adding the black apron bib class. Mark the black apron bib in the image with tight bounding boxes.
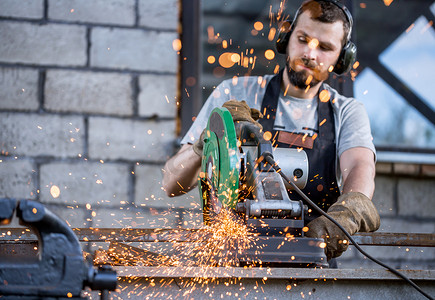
[258,70,341,223]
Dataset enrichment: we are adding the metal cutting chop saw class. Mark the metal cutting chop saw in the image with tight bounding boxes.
[198,107,328,267]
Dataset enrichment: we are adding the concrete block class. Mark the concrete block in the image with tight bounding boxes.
[88,117,176,162]
[90,27,178,72]
[0,159,36,199]
[375,162,392,174]
[0,113,84,158]
[422,164,435,177]
[397,178,435,217]
[0,0,44,19]
[138,0,178,30]
[372,176,395,216]
[339,256,435,270]
[393,163,419,175]
[91,206,179,228]
[134,164,201,209]
[40,162,130,206]
[44,204,88,228]
[45,70,133,116]
[0,22,86,66]
[48,0,135,26]
[0,67,39,111]
[376,217,435,233]
[138,74,177,118]
[354,245,434,262]
[398,259,435,270]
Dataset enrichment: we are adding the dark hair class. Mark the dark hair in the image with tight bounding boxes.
[293,0,351,47]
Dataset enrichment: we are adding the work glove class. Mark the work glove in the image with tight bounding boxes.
[305,192,380,260]
[193,100,262,156]
[222,100,263,129]
[192,129,206,157]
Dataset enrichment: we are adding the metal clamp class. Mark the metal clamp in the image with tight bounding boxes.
[0,199,117,299]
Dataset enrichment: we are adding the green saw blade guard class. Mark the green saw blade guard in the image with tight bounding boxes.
[199,107,240,216]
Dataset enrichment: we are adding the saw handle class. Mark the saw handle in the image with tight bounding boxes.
[236,121,274,171]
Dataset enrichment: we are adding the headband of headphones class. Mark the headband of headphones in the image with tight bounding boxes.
[275,0,357,75]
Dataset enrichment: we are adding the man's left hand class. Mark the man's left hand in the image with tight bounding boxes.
[306,192,380,260]
[305,212,350,260]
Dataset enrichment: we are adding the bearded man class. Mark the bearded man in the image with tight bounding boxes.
[163,0,380,262]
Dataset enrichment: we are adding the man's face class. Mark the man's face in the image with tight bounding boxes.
[286,11,344,90]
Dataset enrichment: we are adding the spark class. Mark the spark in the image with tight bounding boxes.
[406,23,415,33]
[308,38,319,50]
[172,39,182,51]
[50,185,61,198]
[264,49,275,60]
[254,21,264,31]
[319,90,330,102]
[268,28,276,41]
[383,0,393,6]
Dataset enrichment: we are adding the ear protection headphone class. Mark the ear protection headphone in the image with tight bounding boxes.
[275,0,357,75]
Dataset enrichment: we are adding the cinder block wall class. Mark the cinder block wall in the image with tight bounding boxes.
[0,0,201,229]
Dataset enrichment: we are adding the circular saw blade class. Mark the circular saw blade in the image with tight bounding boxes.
[199,107,240,224]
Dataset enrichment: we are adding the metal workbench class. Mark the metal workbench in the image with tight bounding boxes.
[2,228,435,299]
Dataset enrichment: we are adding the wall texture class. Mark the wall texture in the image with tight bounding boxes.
[0,0,202,231]
[0,0,433,271]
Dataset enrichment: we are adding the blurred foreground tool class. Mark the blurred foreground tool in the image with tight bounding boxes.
[0,199,117,300]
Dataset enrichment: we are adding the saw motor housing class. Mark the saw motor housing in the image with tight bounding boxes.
[199,107,309,229]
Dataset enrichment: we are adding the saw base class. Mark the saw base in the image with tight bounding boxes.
[239,236,328,268]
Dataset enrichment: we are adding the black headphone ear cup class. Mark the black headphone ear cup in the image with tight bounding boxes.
[333,41,357,75]
[275,20,292,54]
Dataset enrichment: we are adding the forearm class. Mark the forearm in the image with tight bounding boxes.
[340,147,376,199]
[341,163,375,198]
[162,144,201,197]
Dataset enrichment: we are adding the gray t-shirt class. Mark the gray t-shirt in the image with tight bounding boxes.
[181,74,376,189]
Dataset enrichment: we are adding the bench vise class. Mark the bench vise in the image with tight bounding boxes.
[0,199,117,299]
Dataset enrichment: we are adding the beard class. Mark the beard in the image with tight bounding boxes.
[286,57,328,90]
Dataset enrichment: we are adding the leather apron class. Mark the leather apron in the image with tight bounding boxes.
[258,70,341,223]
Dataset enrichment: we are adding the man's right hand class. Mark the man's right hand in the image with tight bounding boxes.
[192,100,262,157]
[222,100,263,129]
[192,129,206,157]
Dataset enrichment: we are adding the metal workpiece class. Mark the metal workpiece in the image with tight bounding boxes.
[113,266,435,280]
[2,228,434,247]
